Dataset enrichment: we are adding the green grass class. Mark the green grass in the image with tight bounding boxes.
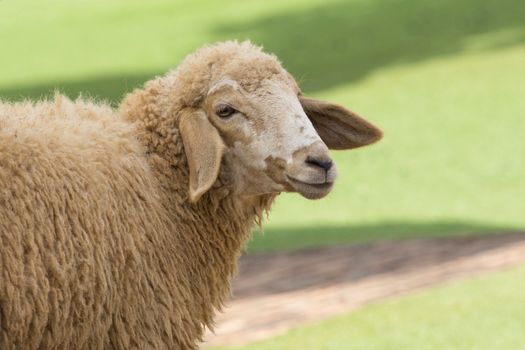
[249,221,521,253]
[214,263,525,350]
[1,0,524,252]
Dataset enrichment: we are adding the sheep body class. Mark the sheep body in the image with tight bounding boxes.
[0,94,260,349]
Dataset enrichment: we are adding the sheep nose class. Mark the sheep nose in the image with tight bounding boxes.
[306,156,333,171]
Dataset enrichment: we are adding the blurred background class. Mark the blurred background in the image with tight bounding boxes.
[1,0,524,349]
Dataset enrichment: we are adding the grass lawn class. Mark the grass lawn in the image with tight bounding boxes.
[1,0,524,253]
[213,263,525,350]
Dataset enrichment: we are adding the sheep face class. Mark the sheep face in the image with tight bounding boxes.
[206,78,335,200]
[179,74,382,203]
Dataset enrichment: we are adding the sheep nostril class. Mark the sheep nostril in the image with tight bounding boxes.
[305,156,333,171]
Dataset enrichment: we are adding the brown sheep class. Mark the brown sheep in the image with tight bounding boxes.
[0,41,382,349]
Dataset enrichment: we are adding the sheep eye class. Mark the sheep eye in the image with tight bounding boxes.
[216,105,236,118]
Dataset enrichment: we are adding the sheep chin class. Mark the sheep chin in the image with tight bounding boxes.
[286,177,334,200]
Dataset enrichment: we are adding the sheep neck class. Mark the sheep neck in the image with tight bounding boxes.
[119,85,277,338]
[141,141,276,336]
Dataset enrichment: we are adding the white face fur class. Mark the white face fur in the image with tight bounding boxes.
[203,77,337,199]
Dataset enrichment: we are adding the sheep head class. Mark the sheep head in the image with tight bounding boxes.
[126,41,382,202]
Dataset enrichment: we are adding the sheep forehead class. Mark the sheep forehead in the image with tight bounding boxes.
[207,78,241,96]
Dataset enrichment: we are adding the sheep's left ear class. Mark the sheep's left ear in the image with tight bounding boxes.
[179,109,225,202]
[300,96,383,150]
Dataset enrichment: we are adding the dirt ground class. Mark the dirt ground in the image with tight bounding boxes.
[204,233,525,347]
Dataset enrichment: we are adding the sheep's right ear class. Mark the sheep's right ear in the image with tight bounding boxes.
[179,109,225,203]
[300,96,383,150]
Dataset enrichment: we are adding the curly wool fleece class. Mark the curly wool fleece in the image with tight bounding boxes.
[0,42,280,349]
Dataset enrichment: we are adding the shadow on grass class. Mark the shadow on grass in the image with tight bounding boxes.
[2,0,525,102]
[235,222,525,299]
[0,72,159,105]
[214,0,525,92]
[247,220,524,253]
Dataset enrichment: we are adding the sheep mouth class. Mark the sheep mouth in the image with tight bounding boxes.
[286,176,334,199]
